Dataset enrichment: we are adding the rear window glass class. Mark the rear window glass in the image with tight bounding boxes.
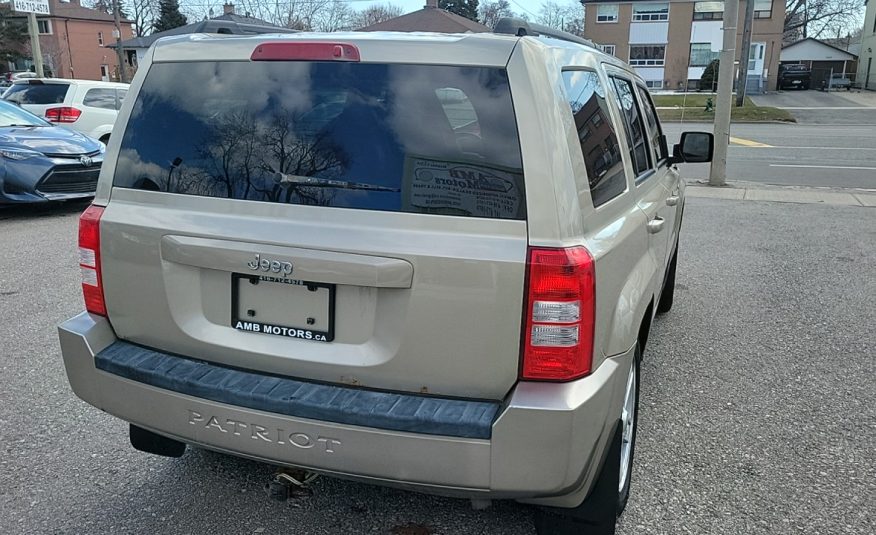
[114,61,526,220]
[4,83,70,105]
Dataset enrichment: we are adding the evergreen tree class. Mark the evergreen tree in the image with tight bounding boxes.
[699,59,720,92]
[0,6,27,64]
[153,0,187,32]
[439,0,479,22]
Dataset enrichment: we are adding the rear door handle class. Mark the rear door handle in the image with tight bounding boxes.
[666,195,680,206]
[647,217,665,234]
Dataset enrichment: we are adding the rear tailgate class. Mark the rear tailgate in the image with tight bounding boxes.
[100,48,528,400]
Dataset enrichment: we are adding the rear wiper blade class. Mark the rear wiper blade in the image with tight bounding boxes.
[274,172,400,192]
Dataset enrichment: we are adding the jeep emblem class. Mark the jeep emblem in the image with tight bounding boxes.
[247,253,292,277]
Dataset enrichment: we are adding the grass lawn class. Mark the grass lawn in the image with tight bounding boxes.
[653,94,795,123]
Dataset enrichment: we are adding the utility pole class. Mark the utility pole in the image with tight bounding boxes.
[26,13,44,78]
[735,0,754,107]
[113,0,127,83]
[708,0,739,186]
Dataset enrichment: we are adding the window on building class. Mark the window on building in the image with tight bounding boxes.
[629,45,666,66]
[600,44,617,56]
[596,4,619,22]
[754,0,772,18]
[37,20,51,34]
[693,1,723,20]
[632,3,669,22]
[610,77,652,177]
[644,80,663,89]
[98,32,104,45]
[561,70,627,207]
[690,43,720,67]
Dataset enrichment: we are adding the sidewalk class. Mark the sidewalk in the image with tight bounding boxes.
[685,181,876,207]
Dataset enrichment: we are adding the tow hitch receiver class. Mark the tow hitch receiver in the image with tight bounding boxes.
[268,468,319,502]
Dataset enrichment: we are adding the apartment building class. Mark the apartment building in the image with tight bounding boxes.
[859,0,875,90]
[582,0,785,91]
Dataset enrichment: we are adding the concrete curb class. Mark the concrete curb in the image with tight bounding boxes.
[685,182,876,207]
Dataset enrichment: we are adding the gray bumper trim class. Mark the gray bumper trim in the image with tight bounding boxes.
[95,341,500,439]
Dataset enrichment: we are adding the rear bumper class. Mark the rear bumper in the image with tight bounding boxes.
[59,312,632,506]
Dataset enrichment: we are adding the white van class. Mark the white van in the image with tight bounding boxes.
[2,78,129,143]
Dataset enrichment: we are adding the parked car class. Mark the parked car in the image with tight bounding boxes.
[0,71,38,88]
[778,63,811,90]
[57,21,712,534]
[825,73,852,90]
[0,100,104,204]
[2,78,128,142]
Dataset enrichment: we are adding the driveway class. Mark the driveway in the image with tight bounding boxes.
[750,90,876,125]
[2,198,876,535]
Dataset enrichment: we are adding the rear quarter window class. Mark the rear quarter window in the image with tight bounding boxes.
[3,83,70,105]
[83,88,118,109]
[561,70,627,207]
[113,61,526,220]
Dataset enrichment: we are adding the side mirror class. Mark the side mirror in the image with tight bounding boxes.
[669,131,714,164]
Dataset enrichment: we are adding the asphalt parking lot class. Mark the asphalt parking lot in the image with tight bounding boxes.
[1,197,874,534]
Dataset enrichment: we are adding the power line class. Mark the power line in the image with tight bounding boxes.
[508,0,537,18]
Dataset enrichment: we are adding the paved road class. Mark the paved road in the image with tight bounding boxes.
[750,90,876,125]
[2,199,875,534]
[664,122,876,190]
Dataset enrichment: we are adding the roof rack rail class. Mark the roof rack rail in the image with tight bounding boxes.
[493,17,596,48]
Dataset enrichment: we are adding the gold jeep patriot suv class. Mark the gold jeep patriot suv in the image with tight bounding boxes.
[58,19,713,534]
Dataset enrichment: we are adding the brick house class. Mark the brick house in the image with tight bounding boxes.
[582,0,785,92]
[3,0,134,81]
[359,0,489,33]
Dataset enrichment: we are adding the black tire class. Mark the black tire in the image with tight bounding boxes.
[656,245,677,315]
[533,348,641,535]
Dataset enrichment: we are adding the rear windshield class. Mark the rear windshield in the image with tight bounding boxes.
[113,61,526,220]
[783,65,808,72]
[3,83,70,105]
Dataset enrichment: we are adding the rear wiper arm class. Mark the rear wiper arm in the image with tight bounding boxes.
[274,172,400,192]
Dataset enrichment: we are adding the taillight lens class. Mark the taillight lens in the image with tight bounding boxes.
[78,205,106,316]
[521,246,595,381]
[45,106,82,123]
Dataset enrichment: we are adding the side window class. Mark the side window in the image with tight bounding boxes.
[561,70,627,207]
[635,84,665,165]
[116,88,128,110]
[435,87,479,135]
[83,88,117,110]
[610,77,652,177]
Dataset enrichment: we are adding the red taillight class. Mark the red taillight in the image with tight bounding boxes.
[250,42,360,62]
[78,205,106,316]
[45,106,82,123]
[521,246,595,381]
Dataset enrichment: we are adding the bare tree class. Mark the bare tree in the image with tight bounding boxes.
[784,0,864,40]
[313,0,355,31]
[537,1,585,35]
[352,3,403,29]
[479,0,514,29]
[128,0,157,37]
